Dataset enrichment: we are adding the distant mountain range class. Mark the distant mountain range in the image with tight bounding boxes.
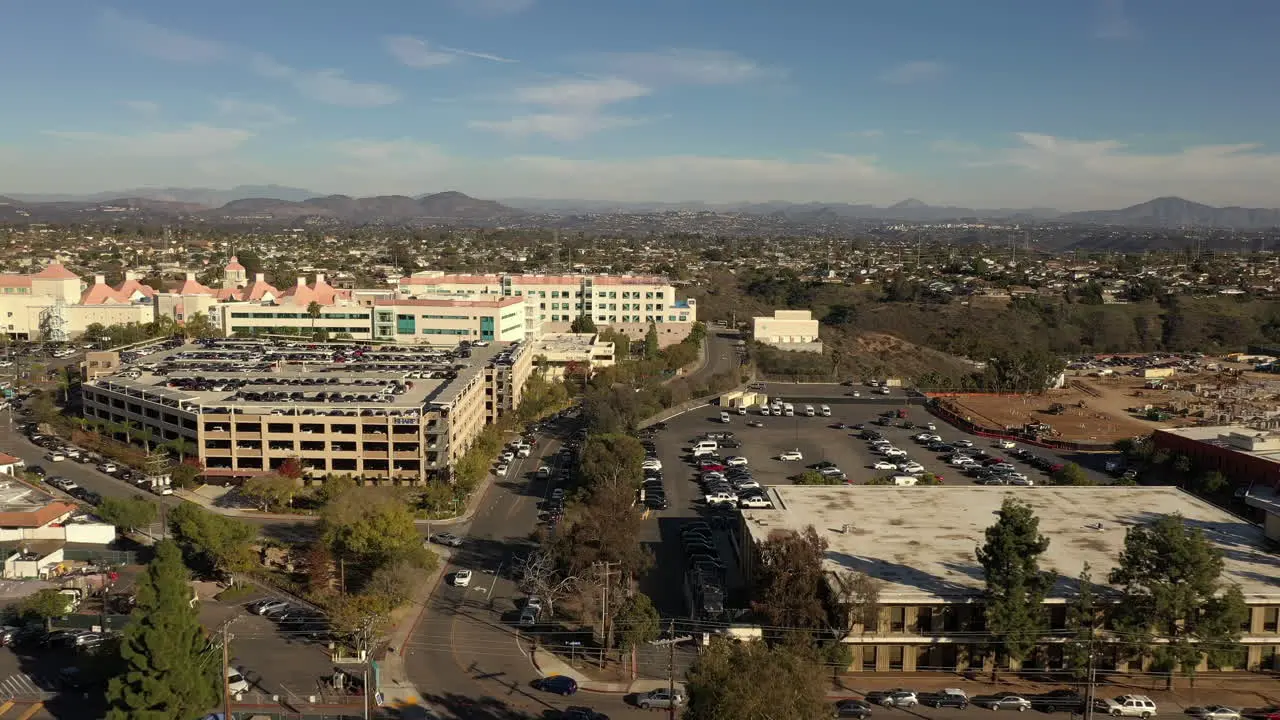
[2,186,1279,229]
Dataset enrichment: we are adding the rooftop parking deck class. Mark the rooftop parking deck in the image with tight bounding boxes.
[86,338,510,414]
[743,485,1280,604]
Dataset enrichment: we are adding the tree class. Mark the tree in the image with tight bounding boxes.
[793,470,840,486]
[105,541,219,719]
[976,497,1050,664]
[569,315,597,334]
[167,502,257,581]
[614,592,660,650]
[96,496,158,532]
[1193,470,1228,496]
[1109,514,1249,687]
[643,322,660,360]
[241,473,298,512]
[515,549,579,619]
[752,526,829,632]
[827,570,883,640]
[306,301,323,336]
[684,638,830,720]
[181,312,217,340]
[577,433,645,491]
[304,540,336,597]
[316,474,357,506]
[163,437,196,463]
[1051,462,1095,486]
[321,488,422,565]
[277,456,304,481]
[1063,564,1096,681]
[17,588,72,628]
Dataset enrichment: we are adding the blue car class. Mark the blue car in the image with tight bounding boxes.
[533,675,579,696]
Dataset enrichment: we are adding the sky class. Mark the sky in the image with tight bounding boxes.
[3,0,1280,209]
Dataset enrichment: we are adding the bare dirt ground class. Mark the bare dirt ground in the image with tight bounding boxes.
[940,384,1165,444]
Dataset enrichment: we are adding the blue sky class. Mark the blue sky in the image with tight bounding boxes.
[2,0,1279,208]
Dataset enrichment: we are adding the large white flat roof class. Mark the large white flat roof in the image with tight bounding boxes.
[744,486,1280,604]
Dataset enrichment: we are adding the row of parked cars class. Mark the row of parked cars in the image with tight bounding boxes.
[245,598,330,643]
[25,425,171,497]
[843,690,1161,718]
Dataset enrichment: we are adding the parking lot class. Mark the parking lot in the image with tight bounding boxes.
[636,392,1115,618]
[196,584,359,706]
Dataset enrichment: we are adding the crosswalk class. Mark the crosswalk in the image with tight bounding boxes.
[0,673,46,699]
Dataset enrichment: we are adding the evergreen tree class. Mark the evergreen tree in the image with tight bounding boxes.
[1063,564,1096,680]
[1109,514,1248,687]
[106,541,219,719]
[976,497,1050,664]
[644,322,660,360]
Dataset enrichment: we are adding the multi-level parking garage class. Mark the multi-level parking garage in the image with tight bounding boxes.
[80,338,532,484]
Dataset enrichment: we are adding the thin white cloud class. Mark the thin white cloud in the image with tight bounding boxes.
[249,54,400,107]
[512,77,651,109]
[98,8,226,63]
[452,0,534,16]
[880,60,947,84]
[384,36,517,68]
[120,100,161,117]
[1094,0,1135,40]
[468,114,646,142]
[594,49,777,86]
[42,125,253,158]
[214,98,295,128]
[384,36,456,68]
[474,78,650,140]
[850,129,884,139]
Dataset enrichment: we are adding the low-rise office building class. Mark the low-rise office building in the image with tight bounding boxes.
[80,338,531,484]
[529,332,617,380]
[1154,426,1280,496]
[0,263,155,341]
[751,309,822,352]
[738,486,1280,673]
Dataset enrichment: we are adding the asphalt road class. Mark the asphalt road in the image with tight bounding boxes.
[683,329,742,389]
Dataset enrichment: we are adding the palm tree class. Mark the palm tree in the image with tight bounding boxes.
[164,437,195,463]
[306,301,323,339]
[182,312,216,340]
[55,367,74,405]
[121,420,139,445]
[136,428,156,454]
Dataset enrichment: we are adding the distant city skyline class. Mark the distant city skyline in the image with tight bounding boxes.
[2,0,1279,210]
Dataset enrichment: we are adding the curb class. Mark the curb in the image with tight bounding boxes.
[529,646,631,694]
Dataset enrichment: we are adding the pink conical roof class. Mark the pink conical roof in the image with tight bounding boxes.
[225,256,246,271]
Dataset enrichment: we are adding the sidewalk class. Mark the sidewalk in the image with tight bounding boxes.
[374,546,453,710]
[530,645,681,696]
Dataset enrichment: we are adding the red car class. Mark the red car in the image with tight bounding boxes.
[1244,709,1280,720]
[698,461,725,472]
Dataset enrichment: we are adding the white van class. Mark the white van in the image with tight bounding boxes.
[820,405,831,417]
[693,440,718,453]
[720,411,731,424]
[804,405,815,417]
[736,405,747,415]
[782,403,795,416]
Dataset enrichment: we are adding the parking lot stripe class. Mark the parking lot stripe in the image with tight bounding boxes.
[13,676,40,696]
[13,702,43,720]
[0,700,12,715]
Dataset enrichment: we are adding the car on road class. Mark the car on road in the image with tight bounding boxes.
[495,463,510,476]
[778,449,803,461]
[919,690,969,709]
[532,674,579,696]
[430,533,464,548]
[636,688,686,710]
[1189,706,1242,720]
[452,569,473,587]
[866,690,918,708]
[833,698,874,718]
[973,694,1032,712]
[518,605,539,627]
[537,465,552,478]
[500,452,515,463]
[558,707,610,720]
[747,420,764,427]
[227,667,250,694]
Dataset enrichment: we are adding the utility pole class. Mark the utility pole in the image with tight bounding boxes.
[667,618,678,720]
[221,623,232,720]
[1084,638,1097,720]
[594,561,619,667]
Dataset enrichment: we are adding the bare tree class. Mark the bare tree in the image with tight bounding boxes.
[826,570,883,640]
[516,550,578,619]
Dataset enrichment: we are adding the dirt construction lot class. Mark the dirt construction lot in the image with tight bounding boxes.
[940,388,1159,444]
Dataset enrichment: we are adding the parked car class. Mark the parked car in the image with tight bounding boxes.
[452,569,472,587]
[1098,695,1157,718]
[1030,691,1088,714]
[518,606,539,627]
[972,694,1032,712]
[1189,707,1242,720]
[532,674,579,696]
[866,690,918,708]
[834,699,874,718]
[779,449,803,461]
[919,691,969,709]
